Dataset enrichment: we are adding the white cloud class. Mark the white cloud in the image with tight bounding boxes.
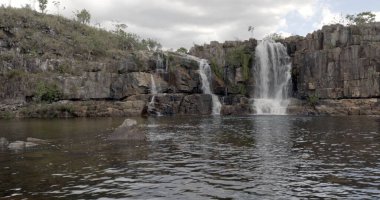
[1,0,318,49]
[312,6,348,29]
[375,12,380,21]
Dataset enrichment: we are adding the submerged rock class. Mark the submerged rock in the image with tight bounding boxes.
[6,138,49,151]
[8,141,26,151]
[108,119,147,141]
[26,137,50,144]
[119,119,138,127]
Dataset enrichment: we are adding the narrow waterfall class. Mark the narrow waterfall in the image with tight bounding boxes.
[156,52,166,73]
[148,74,161,116]
[199,59,222,115]
[253,39,291,115]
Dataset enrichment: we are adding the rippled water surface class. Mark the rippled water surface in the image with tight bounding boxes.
[0,116,379,199]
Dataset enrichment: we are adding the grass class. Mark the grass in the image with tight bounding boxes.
[21,103,77,118]
[0,6,160,62]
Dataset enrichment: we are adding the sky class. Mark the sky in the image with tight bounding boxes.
[1,0,380,49]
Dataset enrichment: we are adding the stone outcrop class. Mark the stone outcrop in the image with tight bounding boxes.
[285,23,380,99]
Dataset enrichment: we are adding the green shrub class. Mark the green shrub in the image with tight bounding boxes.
[35,82,63,103]
[226,46,252,71]
[210,58,223,79]
[307,94,319,107]
[242,54,251,81]
[0,111,15,119]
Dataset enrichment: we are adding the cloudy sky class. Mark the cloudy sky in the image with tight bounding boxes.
[2,0,380,49]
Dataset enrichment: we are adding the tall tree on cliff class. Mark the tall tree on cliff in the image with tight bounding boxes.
[346,12,376,25]
[38,0,47,13]
[75,9,91,24]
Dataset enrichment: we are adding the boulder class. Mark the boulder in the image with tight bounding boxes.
[146,94,185,116]
[179,94,212,115]
[8,141,26,151]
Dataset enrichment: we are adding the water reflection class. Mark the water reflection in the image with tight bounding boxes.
[250,116,296,196]
[0,116,379,199]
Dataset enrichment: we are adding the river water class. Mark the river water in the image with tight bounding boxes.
[0,116,379,199]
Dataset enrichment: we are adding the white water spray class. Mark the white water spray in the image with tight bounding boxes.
[253,40,291,115]
[199,59,222,115]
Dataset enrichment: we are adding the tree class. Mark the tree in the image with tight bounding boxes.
[53,0,60,15]
[38,0,47,13]
[346,11,376,25]
[264,33,284,41]
[176,47,188,54]
[141,38,162,51]
[248,26,254,38]
[75,9,91,24]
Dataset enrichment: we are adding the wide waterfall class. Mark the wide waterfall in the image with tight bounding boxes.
[253,39,291,115]
[198,59,222,115]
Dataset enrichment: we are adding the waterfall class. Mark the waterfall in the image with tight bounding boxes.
[148,74,161,116]
[253,39,291,115]
[198,59,222,115]
[156,52,166,73]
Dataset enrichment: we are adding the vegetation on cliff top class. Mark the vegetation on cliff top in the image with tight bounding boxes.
[0,6,161,61]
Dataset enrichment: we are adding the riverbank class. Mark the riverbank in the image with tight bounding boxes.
[1,97,379,119]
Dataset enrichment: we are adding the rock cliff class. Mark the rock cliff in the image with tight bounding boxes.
[0,7,379,118]
[284,23,380,100]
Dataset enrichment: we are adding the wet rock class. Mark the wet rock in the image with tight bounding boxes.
[8,141,25,151]
[109,119,147,141]
[26,137,50,144]
[179,94,213,115]
[146,94,185,116]
[24,142,39,148]
[221,95,251,115]
[7,141,39,151]
[287,98,380,116]
[120,119,138,127]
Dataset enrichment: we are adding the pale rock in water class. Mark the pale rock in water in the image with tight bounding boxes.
[109,119,147,141]
[8,141,38,151]
[26,137,50,144]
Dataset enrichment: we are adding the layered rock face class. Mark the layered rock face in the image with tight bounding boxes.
[189,40,256,115]
[0,50,219,118]
[1,15,380,117]
[285,23,380,99]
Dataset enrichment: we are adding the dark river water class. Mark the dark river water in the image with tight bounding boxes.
[0,116,379,199]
